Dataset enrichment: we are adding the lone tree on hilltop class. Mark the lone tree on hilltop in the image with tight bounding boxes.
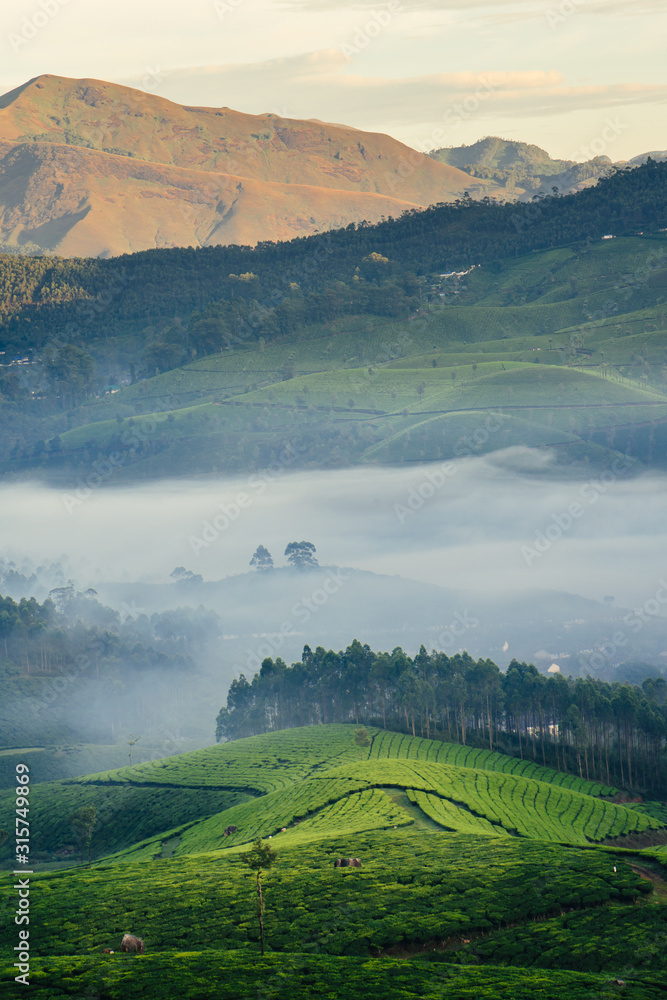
[250,546,274,572]
[70,806,97,867]
[284,541,318,570]
[240,838,278,956]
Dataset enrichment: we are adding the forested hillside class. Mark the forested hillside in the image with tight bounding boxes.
[1,159,665,355]
[0,583,220,744]
[1,161,667,481]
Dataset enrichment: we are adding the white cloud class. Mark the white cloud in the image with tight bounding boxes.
[139,51,667,138]
[0,0,664,160]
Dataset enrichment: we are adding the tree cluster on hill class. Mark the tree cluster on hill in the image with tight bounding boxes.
[215,641,667,793]
[250,543,318,571]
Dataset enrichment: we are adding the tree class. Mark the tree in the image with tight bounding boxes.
[70,806,97,867]
[284,541,318,570]
[126,732,141,765]
[170,567,203,586]
[240,839,278,956]
[143,341,184,373]
[354,726,371,759]
[46,344,95,406]
[250,546,274,572]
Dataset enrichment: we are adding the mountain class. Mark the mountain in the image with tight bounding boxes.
[0,75,495,256]
[429,135,616,197]
[627,150,667,166]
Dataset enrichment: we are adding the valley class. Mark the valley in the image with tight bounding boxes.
[1,30,666,997]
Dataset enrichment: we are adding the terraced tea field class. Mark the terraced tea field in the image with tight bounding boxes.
[460,903,667,973]
[1,832,647,958]
[2,725,665,999]
[4,725,659,868]
[74,724,367,792]
[368,730,615,795]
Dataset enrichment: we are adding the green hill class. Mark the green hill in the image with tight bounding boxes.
[4,226,666,480]
[2,162,667,479]
[2,724,666,998]
[428,136,614,198]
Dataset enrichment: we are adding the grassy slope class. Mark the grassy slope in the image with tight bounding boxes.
[32,233,667,478]
[2,724,666,998]
[2,724,658,866]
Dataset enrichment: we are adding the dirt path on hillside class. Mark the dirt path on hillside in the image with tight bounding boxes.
[385,789,445,832]
[628,862,667,901]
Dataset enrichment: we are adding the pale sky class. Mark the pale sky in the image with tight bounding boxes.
[1,0,665,161]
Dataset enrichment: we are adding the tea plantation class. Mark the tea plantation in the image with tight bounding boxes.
[4,954,667,1000]
[2,724,666,998]
[4,725,655,865]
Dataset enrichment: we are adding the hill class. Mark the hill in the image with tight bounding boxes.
[0,75,496,256]
[1,724,666,998]
[1,160,666,480]
[429,136,667,199]
[429,136,614,198]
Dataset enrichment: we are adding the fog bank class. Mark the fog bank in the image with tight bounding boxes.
[1,448,666,606]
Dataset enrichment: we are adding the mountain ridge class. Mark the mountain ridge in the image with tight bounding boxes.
[429,134,666,198]
[0,74,494,256]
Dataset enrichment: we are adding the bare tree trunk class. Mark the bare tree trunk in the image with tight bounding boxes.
[257,871,265,956]
[604,726,610,787]
[487,693,493,752]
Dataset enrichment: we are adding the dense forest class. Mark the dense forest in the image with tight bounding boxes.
[216,641,667,794]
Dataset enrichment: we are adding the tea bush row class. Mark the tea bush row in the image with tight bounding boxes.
[369,731,615,796]
[458,904,665,973]
[0,832,643,960]
[3,952,665,1000]
[75,725,365,792]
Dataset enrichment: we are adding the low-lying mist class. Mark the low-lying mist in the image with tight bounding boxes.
[1,447,666,607]
[3,447,667,751]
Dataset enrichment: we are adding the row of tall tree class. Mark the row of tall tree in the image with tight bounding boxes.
[216,641,667,793]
